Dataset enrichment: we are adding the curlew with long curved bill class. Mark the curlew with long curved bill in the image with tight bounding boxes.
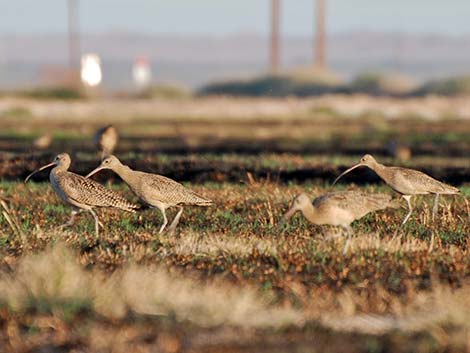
[278,191,397,233]
[332,154,460,225]
[86,155,213,235]
[25,153,139,236]
[278,191,398,253]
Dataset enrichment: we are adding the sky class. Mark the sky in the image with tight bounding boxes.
[1,0,470,36]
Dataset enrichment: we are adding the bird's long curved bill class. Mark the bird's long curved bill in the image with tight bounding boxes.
[332,163,364,186]
[276,207,296,231]
[24,162,55,183]
[85,166,105,178]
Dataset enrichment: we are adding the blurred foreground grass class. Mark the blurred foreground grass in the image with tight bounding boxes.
[0,181,469,352]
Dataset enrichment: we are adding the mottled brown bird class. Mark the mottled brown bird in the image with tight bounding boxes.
[86,155,212,234]
[333,154,460,224]
[279,191,397,233]
[94,125,119,160]
[25,153,138,236]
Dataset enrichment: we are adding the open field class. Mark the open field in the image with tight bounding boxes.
[0,95,470,186]
[0,95,469,352]
[0,180,470,352]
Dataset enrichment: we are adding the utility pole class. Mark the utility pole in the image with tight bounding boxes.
[68,0,80,70]
[314,0,326,69]
[270,0,280,73]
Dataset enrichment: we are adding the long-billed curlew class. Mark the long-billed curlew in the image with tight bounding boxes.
[278,191,397,234]
[25,153,139,236]
[86,155,213,234]
[94,125,119,160]
[333,154,460,225]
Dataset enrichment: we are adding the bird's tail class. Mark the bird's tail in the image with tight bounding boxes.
[189,191,213,206]
[196,199,213,207]
[366,193,399,212]
[120,202,140,213]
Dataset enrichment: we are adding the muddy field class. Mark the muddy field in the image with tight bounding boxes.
[1,151,469,188]
[1,117,470,184]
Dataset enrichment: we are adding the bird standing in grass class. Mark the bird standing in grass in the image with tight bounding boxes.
[333,154,460,225]
[278,191,397,234]
[278,191,398,254]
[86,155,213,235]
[94,125,119,160]
[25,153,139,236]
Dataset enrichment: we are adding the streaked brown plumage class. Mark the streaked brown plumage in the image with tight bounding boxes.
[94,125,118,160]
[333,154,460,224]
[86,155,212,234]
[279,191,398,233]
[25,153,138,236]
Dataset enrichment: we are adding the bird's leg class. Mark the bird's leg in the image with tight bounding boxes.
[341,225,353,255]
[158,208,168,234]
[88,209,100,237]
[432,194,439,221]
[167,206,184,235]
[401,195,413,226]
[58,209,80,229]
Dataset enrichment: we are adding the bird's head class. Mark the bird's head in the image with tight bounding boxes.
[86,155,121,178]
[332,154,378,186]
[25,153,71,183]
[277,193,310,229]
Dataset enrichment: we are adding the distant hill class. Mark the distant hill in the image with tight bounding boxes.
[1,31,470,89]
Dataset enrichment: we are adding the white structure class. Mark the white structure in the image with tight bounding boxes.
[133,56,152,89]
[81,54,102,87]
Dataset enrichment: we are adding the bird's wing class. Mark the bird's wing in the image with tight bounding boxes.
[56,172,138,211]
[391,167,459,194]
[314,191,392,216]
[312,192,358,210]
[144,174,212,206]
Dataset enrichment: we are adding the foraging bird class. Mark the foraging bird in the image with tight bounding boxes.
[94,125,118,160]
[86,155,212,234]
[25,153,139,236]
[279,191,397,233]
[333,154,460,225]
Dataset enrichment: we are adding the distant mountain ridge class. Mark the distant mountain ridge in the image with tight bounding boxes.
[1,32,470,89]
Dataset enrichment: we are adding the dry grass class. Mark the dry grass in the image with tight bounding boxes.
[327,285,470,332]
[0,181,469,352]
[0,244,302,329]
[159,232,278,258]
[1,243,470,352]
